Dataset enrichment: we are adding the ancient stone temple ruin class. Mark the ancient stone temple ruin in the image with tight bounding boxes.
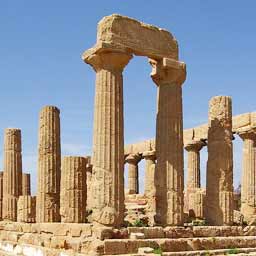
[0,14,256,256]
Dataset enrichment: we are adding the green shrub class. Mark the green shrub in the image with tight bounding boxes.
[227,248,239,254]
[153,247,162,255]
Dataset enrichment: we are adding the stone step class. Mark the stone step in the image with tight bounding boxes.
[104,248,256,256]
[103,236,256,255]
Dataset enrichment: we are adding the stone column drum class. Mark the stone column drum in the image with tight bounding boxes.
[238,129,256,221]
[17,196,36,223]
[36,106,61,223]
[0,172,3,220]
[86,157,93,211]
[2,128,23,221]
[83,51,132,226]
[22,173,31,196]
[60,156,87,223]
[143,150,157,226]
[150,58,186,226]
[206,96,234,225]
[185,140,205,217]
[125,153,141,194]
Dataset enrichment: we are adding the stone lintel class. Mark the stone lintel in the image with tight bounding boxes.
[142,150,156,159]
[95,14,178,60]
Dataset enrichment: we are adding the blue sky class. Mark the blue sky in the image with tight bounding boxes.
[0,1,255,194]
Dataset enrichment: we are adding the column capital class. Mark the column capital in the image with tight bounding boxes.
[83,47,133,72]
[237,128,256,140]
[149,58,186,87]
[125,153,141,165]
[142,150,156,160]
[184,140,206,152]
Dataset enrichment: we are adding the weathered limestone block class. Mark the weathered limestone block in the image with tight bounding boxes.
[17,196,36,223]
[238,128,256,222]
[60,156,87,223]
[83,50,132,227]
[150,57,186,226]
[206,96,234,225]
[125,153,141,194]
[2,128,23,221]
[22,173,31,196]
[0,172,3,220]
[36,106,61,223]
[188,188,205,219]
[82,14,178,62]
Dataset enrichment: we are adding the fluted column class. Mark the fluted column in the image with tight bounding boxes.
[2,128,23,221]
[60,156,87,223]
[238,129,256,221]
[143,151,156,197]
[84,51,132,227]
[36,106,61,223]
[0,172,3,220]
[185,140,206,217]
[22,173,31,196]
[150,58,186,226]
[17,196,36,223]
[143,151,157,226]
[206,96,233,225]
[125,154,141,194]
[185,140,205,190]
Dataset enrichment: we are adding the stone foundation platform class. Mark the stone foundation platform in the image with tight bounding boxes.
[1,222,256,255]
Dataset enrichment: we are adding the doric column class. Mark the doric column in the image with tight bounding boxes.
[143,151,157,226]
[188,188,205,219]
[184,140,206,218]
[125,154,141,194]
[0,172,3,220]
[60,156,87,223]
[83,50,132,226]
[143,150,156,197]
[2,128,23,221]
[206,96,233,225]
[36,106,61,223]
[185,140,206,190]
[238,129,256,221]
[22,173,31,196]
[17,196,36,223]
[150,58,186,226]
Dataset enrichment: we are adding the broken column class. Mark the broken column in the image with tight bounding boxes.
[60,156,87,223]
[17,196,36,223]
[143,150,157,225]
[206,96,234,225]
[83,50,132,227]
[0,172,3,220]
[2,128,23,221]
[185,140,206,217]
[238,128,256,221]
[150,58,186,226]
[36,106,61,223]
[125,153,141,194]
[22,173,31,195]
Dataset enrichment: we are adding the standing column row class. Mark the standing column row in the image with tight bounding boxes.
[185,140,206,218]
[125,153,141,195]
[2,128,23,221]
[238,129,256,222]
[150,58,186,226]
[84,50,132,227]
[36,106,61,223]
